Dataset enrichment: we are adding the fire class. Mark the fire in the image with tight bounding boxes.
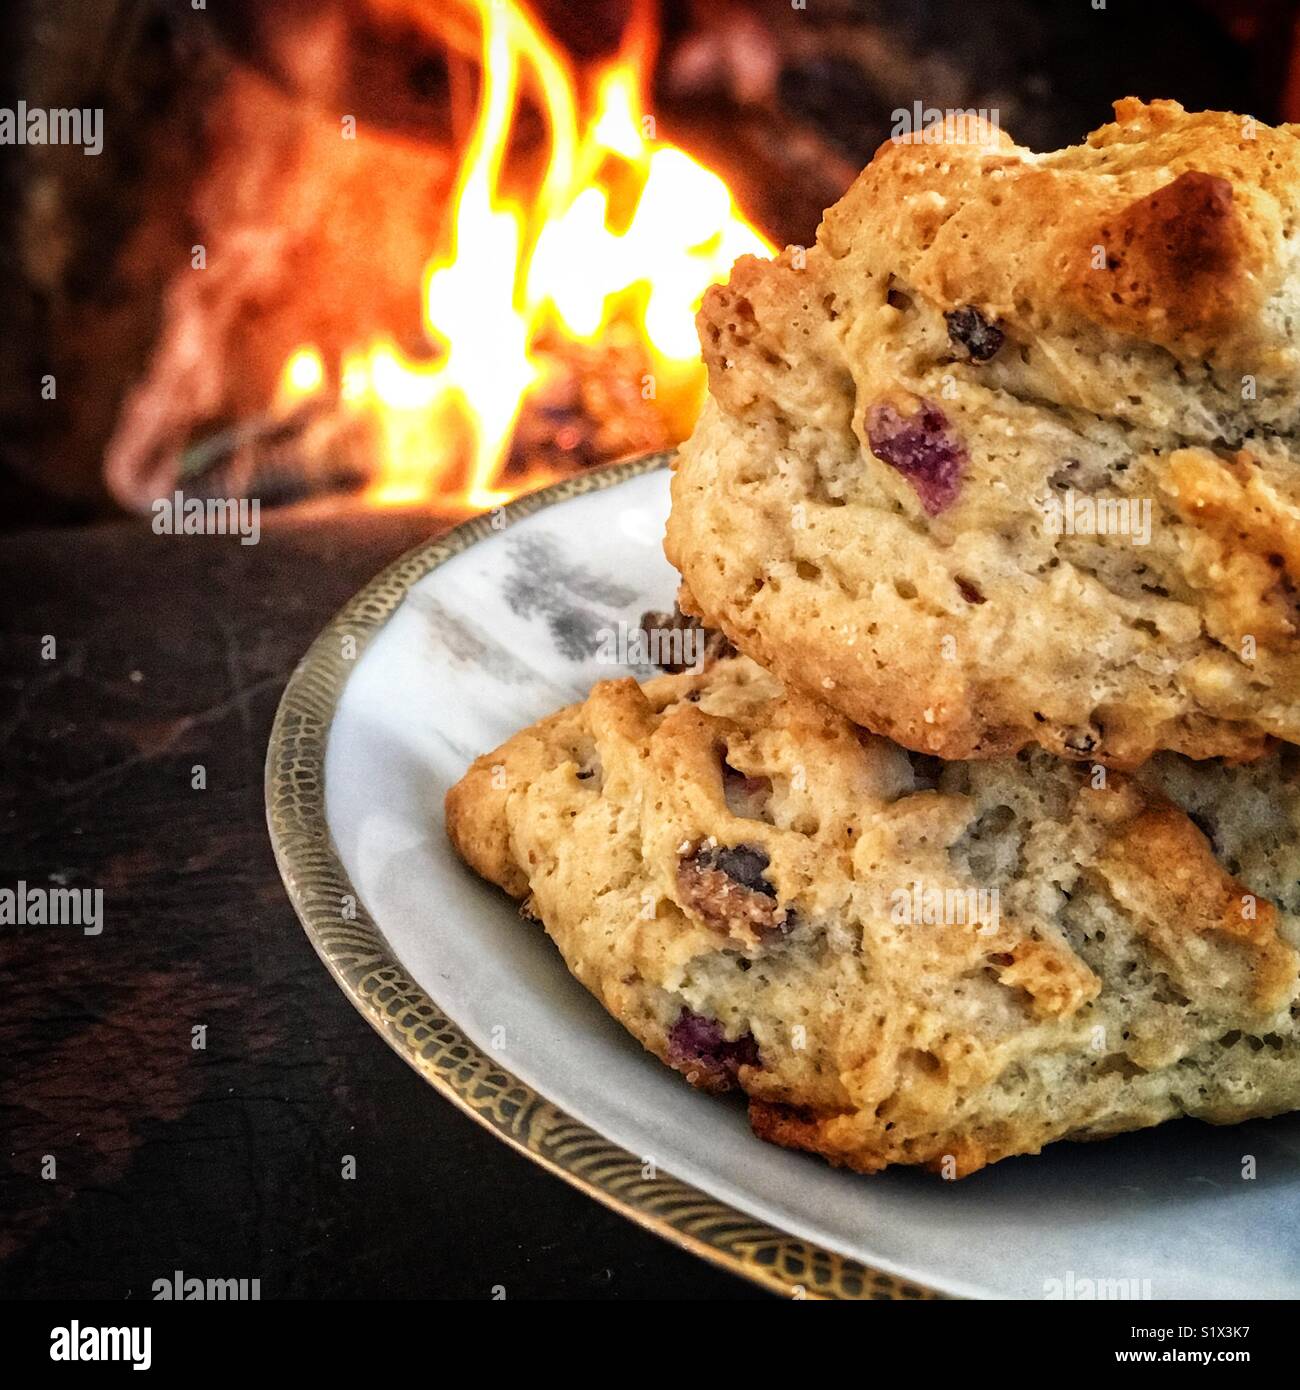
[282,346,325,399]
[279,0,772,510]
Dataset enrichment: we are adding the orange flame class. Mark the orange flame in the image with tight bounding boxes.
[278,0,772,510]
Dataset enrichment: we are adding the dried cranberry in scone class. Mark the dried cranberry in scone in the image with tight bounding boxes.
[666,1008,760,1090]
[866,397,967,515]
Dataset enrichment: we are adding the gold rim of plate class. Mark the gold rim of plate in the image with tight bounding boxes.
[264,450,943,1302]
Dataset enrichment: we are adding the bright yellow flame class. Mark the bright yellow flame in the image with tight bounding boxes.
[531,139,770,362]
[590,66,644,160]
[420,4,537,509]
[281,346,324,401]
[282,0,773,509]
[341,340,451,507]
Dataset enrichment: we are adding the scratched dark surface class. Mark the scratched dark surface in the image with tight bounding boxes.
[0,510,764,1300]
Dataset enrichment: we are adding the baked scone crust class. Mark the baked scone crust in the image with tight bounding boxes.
[446,654,1300,1176]
[666,99,1300,766]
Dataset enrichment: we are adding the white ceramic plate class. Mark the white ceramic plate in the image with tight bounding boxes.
[268,454,1300,1300]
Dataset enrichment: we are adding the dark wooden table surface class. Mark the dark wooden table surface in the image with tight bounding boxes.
[0,508,764,1300]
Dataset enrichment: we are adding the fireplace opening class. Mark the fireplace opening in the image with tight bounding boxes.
[0,0,1287,529]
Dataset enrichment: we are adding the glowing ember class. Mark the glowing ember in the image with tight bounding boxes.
[282,0,772,510]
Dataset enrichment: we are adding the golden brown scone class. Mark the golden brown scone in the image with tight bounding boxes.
[666,99,1300,767]
[446,653,1300,1177]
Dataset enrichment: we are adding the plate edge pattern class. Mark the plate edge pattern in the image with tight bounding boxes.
[264,452,941,1302]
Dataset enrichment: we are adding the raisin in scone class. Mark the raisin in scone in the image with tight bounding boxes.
[446,652,1300,1177]
[665,99,1300,768]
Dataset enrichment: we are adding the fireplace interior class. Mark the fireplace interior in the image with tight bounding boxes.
[1,0,1292,530]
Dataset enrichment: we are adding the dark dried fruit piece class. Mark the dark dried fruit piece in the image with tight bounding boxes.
[667,1008,760,1090]
[638,604,735,674]
[698,843,775,895]
[677,840,788,936]
[866,398,967,515]
[945,306,1004,362]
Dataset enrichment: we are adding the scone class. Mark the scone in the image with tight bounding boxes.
[665,99,1300,768]
[446,652,1300,1176]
